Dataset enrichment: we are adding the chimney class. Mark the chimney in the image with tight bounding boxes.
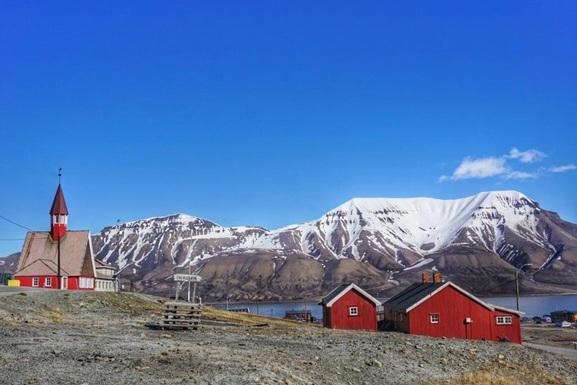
[421,272,431,283]
[433,272,442,283]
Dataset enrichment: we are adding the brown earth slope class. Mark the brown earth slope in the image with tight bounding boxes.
[0,290,576,385]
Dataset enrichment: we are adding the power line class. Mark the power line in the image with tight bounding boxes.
[0,215,33,231]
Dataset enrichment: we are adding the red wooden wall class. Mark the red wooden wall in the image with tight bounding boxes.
[15,276,59,289]
[407,286,521,343]
[14,275,95,291]
[490,309,521,343]
[327,290,377,331]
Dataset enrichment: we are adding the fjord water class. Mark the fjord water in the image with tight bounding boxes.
[217,295,577,320]
[481,294,577,317]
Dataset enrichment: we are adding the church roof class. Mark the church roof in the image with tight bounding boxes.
[49,184,69,215]
[15,231,95,277]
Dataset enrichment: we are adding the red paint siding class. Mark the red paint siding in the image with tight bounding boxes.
[15,275,59,289]
[50,224,67,242]
[491,309,521,344]
[405,286,521,344]
[14,275,95,291]
[408,286,492,340]
[327,290,377,331]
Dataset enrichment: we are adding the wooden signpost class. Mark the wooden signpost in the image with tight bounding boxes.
[158,273,203,330]
[173,274,202,304]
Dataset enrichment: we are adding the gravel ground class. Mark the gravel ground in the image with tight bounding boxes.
[1,290,576,385]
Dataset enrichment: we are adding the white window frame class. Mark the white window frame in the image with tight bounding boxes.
[45,277,52,287]
[79,277,94,289]
[430,314,439,324]
[32,277,39,287]
[496,316,512,325]
[349,306,359,316]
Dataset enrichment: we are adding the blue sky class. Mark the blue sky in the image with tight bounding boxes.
[1,1,576,257]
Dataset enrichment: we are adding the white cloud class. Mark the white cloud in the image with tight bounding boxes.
[550,164,577,173]
[450,157,507,180]
[507,147,546,163]
[439,147,571,182]
[503,171,538,180]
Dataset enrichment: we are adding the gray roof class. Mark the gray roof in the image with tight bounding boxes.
[319,283,350,306]
[384,282,445,311]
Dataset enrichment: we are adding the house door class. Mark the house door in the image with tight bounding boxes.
[61,276,68,290]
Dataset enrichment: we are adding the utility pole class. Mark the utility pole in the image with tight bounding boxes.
[515,270,520,311]
[515,263,532,311]
[57,234,61,289]
[187,263,192,302]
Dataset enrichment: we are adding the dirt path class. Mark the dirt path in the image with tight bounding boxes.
[525,342,577,361]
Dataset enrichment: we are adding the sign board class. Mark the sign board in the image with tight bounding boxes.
[174,274,202,282]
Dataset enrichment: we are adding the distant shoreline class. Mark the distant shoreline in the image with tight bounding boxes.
[205,291,577,307]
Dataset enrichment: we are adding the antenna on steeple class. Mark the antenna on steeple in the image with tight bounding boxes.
[58,168,62,184]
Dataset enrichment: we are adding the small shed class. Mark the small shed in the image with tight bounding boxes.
[284,309,313,322]
[384,274,523,344]
[318,283,381,331]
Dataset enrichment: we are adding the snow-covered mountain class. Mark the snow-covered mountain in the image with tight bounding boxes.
[91,191,577,300]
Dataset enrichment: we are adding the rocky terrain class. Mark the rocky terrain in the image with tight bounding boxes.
[0,289,576,385]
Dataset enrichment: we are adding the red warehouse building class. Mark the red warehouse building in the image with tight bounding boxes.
[14,180,114,291]
[319,283,381,331]
[383,273,522,344]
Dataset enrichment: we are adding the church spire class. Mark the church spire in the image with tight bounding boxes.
[50,169,69,241]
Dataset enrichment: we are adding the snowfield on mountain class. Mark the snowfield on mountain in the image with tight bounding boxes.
[86,191,577,301]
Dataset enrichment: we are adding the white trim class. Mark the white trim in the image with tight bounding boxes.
[87,233,97,278]
[492,305,524,316]
[430,314,439,323]
[322,283,381,308]
[496,315,513,325]
[349,306,359,316]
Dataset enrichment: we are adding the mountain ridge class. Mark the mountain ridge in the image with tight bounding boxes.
[3,191,575,300]
[87,190,577,301]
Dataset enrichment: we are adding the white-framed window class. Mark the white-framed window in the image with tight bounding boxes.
[430,314,439,324]
[45,277,52,287]
[496,316,512,325]
[79,277,94,289]
[32,277,39,287]
[349,306,359,316]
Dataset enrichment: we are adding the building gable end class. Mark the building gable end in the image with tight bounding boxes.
[405,282,494,313]
[322,283,380,308]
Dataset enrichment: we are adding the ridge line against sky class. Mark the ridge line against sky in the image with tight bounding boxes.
[1,1,576,256]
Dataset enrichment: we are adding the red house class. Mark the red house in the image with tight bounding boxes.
[383,273,523,344]
[14,181,105,291]
[318,283,381,331]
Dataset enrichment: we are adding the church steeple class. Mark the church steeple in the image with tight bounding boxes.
[50,173,69,241]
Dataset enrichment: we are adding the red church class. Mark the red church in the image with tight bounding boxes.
[14,181,115,291]
[319,283,381,331]
[383,273,523,344]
